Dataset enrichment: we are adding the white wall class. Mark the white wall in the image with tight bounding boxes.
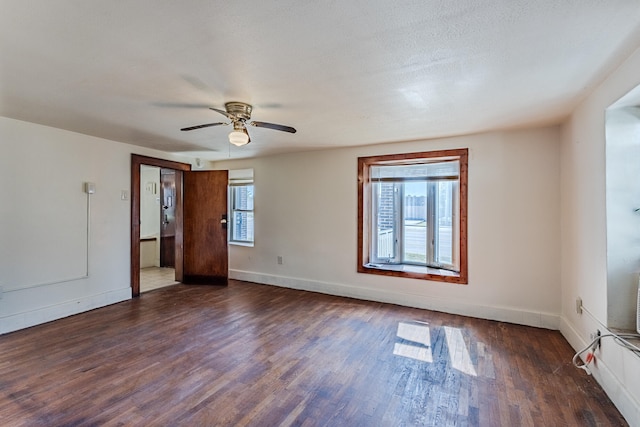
[140,165,161,267]
[214,126,562,329]
[0,117,194,334]
[140,165,161,240]
[606,106,640,330]
[560,47,640,425]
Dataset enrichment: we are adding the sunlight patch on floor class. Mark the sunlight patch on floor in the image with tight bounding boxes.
[444,326,477,376]
[393,342,433,362]
[393,321,433,362]
[393,322,477,376]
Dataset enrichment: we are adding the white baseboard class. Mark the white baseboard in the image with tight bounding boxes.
[229,269,559,329]
[559,316,640,426]
[0,287,131,335]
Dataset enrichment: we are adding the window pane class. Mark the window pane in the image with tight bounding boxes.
[230,184,254,243]
[435,181,454,265]
[232,185,253,210]
[374,182,396,260]
[403,181,427,264]
[232,211,254,242]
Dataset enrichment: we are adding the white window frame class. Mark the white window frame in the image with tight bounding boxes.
[228,169,254,246]
[369,174,458,271]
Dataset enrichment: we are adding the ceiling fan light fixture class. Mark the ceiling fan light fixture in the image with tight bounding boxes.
[183,101,295,146]
[229,129,250,146]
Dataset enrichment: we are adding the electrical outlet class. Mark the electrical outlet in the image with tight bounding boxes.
[576,297,583,314]
[277,256,283,265]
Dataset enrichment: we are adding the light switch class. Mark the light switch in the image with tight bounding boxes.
[121,190,129,200]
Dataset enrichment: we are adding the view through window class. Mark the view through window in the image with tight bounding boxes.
[230,184,254,244]
[229,169,254,245]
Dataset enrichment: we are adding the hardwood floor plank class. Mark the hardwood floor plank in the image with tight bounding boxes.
[0,280,628,426]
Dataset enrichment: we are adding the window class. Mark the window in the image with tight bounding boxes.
[358,149,468,284]
[229,169,254,245]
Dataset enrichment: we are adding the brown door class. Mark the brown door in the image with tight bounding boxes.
[160,169,176,267]
[182,170,229,285]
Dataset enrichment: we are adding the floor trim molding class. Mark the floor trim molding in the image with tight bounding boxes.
[229,269,559,329]
[1,287,131,335]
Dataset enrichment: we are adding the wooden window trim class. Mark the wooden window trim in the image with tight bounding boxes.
[357,148,468,284]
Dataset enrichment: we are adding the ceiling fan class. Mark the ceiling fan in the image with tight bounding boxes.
[180,101,296,146]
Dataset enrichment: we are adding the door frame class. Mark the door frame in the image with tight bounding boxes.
[131,154,191,297]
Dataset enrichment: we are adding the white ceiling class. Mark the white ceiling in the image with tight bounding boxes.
[2,1,640,160]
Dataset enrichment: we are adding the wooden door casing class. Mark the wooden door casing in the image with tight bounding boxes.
[131,155,190,297]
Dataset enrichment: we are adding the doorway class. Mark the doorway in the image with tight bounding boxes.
[132,156,190,296]
[131,154,229,297]
[138,165,178,293]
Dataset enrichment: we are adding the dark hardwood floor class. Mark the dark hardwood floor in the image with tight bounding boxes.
[0,280,626,426]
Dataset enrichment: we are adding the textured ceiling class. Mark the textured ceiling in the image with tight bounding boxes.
[2,1,640,160]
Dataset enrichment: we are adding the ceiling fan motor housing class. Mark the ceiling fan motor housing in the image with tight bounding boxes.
[225,102,252,121]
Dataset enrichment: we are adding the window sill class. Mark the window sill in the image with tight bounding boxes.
[229,241,254,247]
[359,263,466,284]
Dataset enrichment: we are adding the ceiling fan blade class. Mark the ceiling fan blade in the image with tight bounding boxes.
[250,121,297,133]
[153,102,212,109]
[210,107,234,120]
[180,122,226,131]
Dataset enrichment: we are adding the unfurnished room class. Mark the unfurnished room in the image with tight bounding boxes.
[2,1,640,426]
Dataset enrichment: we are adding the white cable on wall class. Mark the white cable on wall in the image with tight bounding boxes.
[572,301,639,377]
[3,191,92,294]
[580,303,607,329]
[581,303,640,347]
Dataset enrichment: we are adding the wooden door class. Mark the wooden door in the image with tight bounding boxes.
[183,170,229,285]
